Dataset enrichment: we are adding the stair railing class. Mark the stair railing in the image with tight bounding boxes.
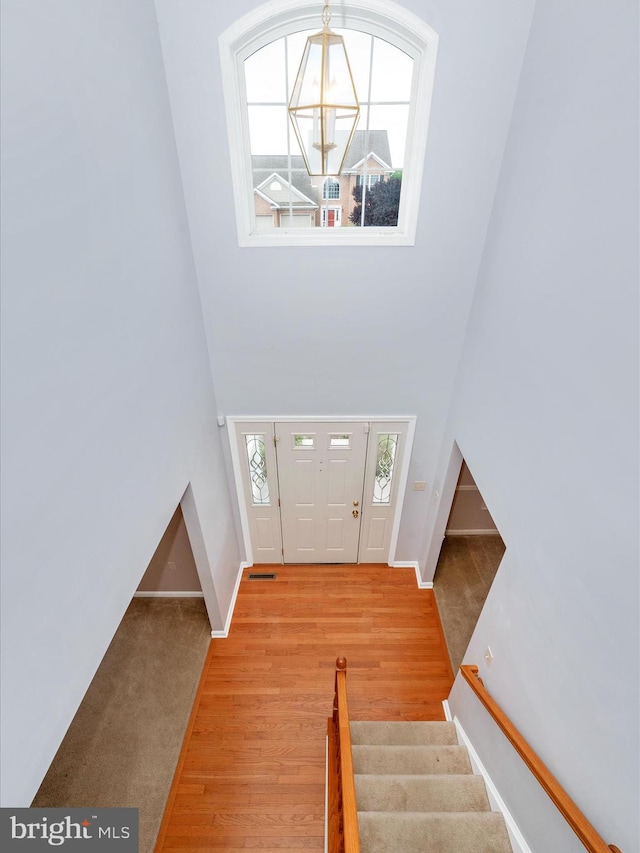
[460,665,621,853]
[327,657,360,853]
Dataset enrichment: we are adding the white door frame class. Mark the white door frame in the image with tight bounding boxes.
[227,415,416,565]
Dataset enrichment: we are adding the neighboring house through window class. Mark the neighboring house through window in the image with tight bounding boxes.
[253,165,318,229]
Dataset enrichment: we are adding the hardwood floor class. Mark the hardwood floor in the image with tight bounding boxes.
[154,564,454,853]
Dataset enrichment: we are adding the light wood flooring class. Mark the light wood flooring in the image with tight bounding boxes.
[154,564,454,853]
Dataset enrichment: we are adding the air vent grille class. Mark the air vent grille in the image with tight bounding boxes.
[248,572,277,581]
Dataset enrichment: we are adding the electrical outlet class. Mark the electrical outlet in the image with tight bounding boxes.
[413,481,426,491]
[484,646,493,666]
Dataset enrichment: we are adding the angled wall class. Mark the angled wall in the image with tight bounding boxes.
[0,0,240,805]
[438,0,639,850]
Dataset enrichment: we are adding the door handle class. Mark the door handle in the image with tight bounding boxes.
[353,500,359,506]
[352,509,359,518]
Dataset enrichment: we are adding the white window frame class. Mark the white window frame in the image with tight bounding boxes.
[356,174,382,189]
[219,0,439,248]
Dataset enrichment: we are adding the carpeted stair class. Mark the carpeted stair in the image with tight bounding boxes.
[351,720,513,853]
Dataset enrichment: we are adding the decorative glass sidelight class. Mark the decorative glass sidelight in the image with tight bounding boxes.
[373,433,399,504]
[244,434,270,504]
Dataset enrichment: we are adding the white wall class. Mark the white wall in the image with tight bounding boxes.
[0,0,240,806]
[153,0,536,561]
[136,505,201,593]
[441,0,638,849]
[446,461,499,533]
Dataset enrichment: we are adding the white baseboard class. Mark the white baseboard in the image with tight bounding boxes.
[445,529,501,536]
[452,716,532,853]
[390,560,433,589]
[442,699,452,721]
[133,591,204,598]
[210,561,249,638]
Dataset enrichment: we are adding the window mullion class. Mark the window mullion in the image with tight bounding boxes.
[284,35,294,227]
[360,34,376,227]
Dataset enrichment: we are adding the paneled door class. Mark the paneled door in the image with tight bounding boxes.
[275,422,368,563]
[232,417,413,565]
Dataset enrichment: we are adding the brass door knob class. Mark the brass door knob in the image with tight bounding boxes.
[352,509,359,518]
[353,500,359,506]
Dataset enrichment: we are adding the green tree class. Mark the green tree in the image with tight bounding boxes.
[350,174,402,226]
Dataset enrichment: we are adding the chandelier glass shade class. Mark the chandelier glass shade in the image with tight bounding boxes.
[288,3,360,176]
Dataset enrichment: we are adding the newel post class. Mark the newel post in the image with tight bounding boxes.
[333,657,347,721]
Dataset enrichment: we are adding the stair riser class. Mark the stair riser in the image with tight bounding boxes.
[358,811,513,853]
[354,774,490,813]
[346,721,513,853]
[351,720,459,746]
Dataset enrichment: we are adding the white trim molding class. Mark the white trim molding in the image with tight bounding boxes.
[133,591,204,598]
[390,560,432,589]
[210,562,249,638]
[453,716,533,853]
[445,529,502,536]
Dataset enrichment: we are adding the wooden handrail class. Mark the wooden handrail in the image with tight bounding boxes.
[460,665,621,853]
[327,657,360,853]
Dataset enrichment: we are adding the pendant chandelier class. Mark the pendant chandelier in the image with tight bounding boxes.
[288,1,360,176]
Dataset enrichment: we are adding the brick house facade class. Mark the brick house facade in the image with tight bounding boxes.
[253,130,394,229]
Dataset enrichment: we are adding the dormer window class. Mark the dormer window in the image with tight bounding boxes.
[220,0,439,247]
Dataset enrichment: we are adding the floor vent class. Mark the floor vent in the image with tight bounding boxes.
[248,572,277,581]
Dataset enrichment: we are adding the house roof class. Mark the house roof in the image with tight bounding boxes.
[252,156,318,202]
[255,171,317,209]
[343,130,392,170]
[343,151,393,174]
[251,130,393,194]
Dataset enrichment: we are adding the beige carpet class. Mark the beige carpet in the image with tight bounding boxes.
[32,597,211,853]
[352,721,512,852]
[433,535,505,674]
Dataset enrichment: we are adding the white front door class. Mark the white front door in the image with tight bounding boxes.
[275,422,368,563]
[231,417,414,565]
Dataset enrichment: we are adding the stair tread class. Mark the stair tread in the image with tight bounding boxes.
[347,722,512,852]
[357,810,513,853]
[351,720,458,746]
[352,744,472,776]
[354,773,490,812]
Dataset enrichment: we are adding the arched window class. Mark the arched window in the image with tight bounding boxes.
[220,0,438,247]
[323,179,340,200]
